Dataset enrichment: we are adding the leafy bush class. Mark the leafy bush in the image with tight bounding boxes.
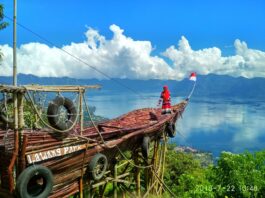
[209,151,265,197]
[164,145,265,198]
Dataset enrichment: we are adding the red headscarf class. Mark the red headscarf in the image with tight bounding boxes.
[162,86,170,100]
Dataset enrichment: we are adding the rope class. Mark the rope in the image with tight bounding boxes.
[176,128,185,138]
[3,14,150,100]
[82,93,116,149]
[83,94,153,169]
[3,15,195,107]
[25,88,80,133]
[151,167,177,198]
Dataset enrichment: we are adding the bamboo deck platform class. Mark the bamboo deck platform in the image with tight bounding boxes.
[0,100,187,197]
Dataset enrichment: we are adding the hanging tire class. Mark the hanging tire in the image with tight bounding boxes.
[166,122,176,138]
[88,153,108,181]
[0,97,14,125]
[142,136,150,159]
[16,165,53,198]
[47,96,77,131]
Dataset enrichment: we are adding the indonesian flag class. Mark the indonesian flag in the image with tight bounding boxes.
[189,72,196,81]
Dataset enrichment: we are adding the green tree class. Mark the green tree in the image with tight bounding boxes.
[209,151,265,198]
[0,4,8,61]
[164,144,214,198]
[0,4,8,30]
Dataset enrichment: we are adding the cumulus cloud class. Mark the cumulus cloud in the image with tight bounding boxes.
[163,36,265,79]
[0,24,265,80]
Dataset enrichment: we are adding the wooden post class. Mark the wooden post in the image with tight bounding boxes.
[7,131,18,192]
[113,164,118,198]
[134,153,141,197]
[19,134,28,174]
[136,164,141,197]
[17,93,25,175]
[80,91,84,135]
[150,138,159,193]
[158,133,167,195]
[13,0,17,86]
[17,93,24,129]
[122,191,126,198]
[34,108,40,129]
[13,92,18,135]
[160,133,167,193]
[79,178,83,198]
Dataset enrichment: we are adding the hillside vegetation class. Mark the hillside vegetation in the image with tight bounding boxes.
[163,144,265,198]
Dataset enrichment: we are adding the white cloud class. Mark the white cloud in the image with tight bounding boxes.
[163,36,265,79]
[1,24,265,80]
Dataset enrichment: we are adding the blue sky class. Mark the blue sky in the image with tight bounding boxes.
[0,0,265,79]
[1,0,265,52]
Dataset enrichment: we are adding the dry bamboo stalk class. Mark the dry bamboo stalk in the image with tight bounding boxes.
[18,134,28,174]
[53,169,84,186]
[0,84,101,93]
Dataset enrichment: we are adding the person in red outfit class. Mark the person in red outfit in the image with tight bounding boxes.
[158,85,171,114]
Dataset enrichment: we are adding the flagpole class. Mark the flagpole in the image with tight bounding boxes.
[187,81,196,99]
[187,72,197,100]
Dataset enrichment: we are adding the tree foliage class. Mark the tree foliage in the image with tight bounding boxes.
[0,4,8,62]
[164,144,214,198]
[209,151,265,197]
[164,145,265,198]
[0,4,8,30]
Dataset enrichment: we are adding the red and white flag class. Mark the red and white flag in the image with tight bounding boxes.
[189,72,196,81]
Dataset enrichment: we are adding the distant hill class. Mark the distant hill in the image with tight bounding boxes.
[1,74,265,99]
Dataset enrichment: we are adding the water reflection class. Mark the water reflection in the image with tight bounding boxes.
[87,92,265,157]
[175,98,265,156]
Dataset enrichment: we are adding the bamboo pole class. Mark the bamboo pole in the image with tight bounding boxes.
[134,152,141,197]
[99,183,107,198]
[17,93,24,178]
[13,0,17,86]
[7,131,18,192]
[80,91,84,135]
[159,133,167,194]
[150,138,159,193]
[155,137,165,194]
[0,85,101,93]
[90,173,129,188]
[18,134,27,174]
[113,163,118,198]
[17,93,24,129]
[122,191,126,198]
[79,179,83,198]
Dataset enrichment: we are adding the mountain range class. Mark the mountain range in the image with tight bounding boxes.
[1,74,265,99]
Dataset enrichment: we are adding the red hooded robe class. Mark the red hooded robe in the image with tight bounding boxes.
[160,86,171,109]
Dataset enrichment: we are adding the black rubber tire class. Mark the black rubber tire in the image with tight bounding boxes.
[16,165,53,198]
[88,153,108,181]
[0,97,14,125]
[166,122,176,138]
[47,96,77,131]
[142,136,150,159]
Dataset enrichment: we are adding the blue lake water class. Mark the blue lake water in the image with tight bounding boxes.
[86,91,265,157]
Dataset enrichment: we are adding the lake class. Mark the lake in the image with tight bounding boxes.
[86,91,265,157]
